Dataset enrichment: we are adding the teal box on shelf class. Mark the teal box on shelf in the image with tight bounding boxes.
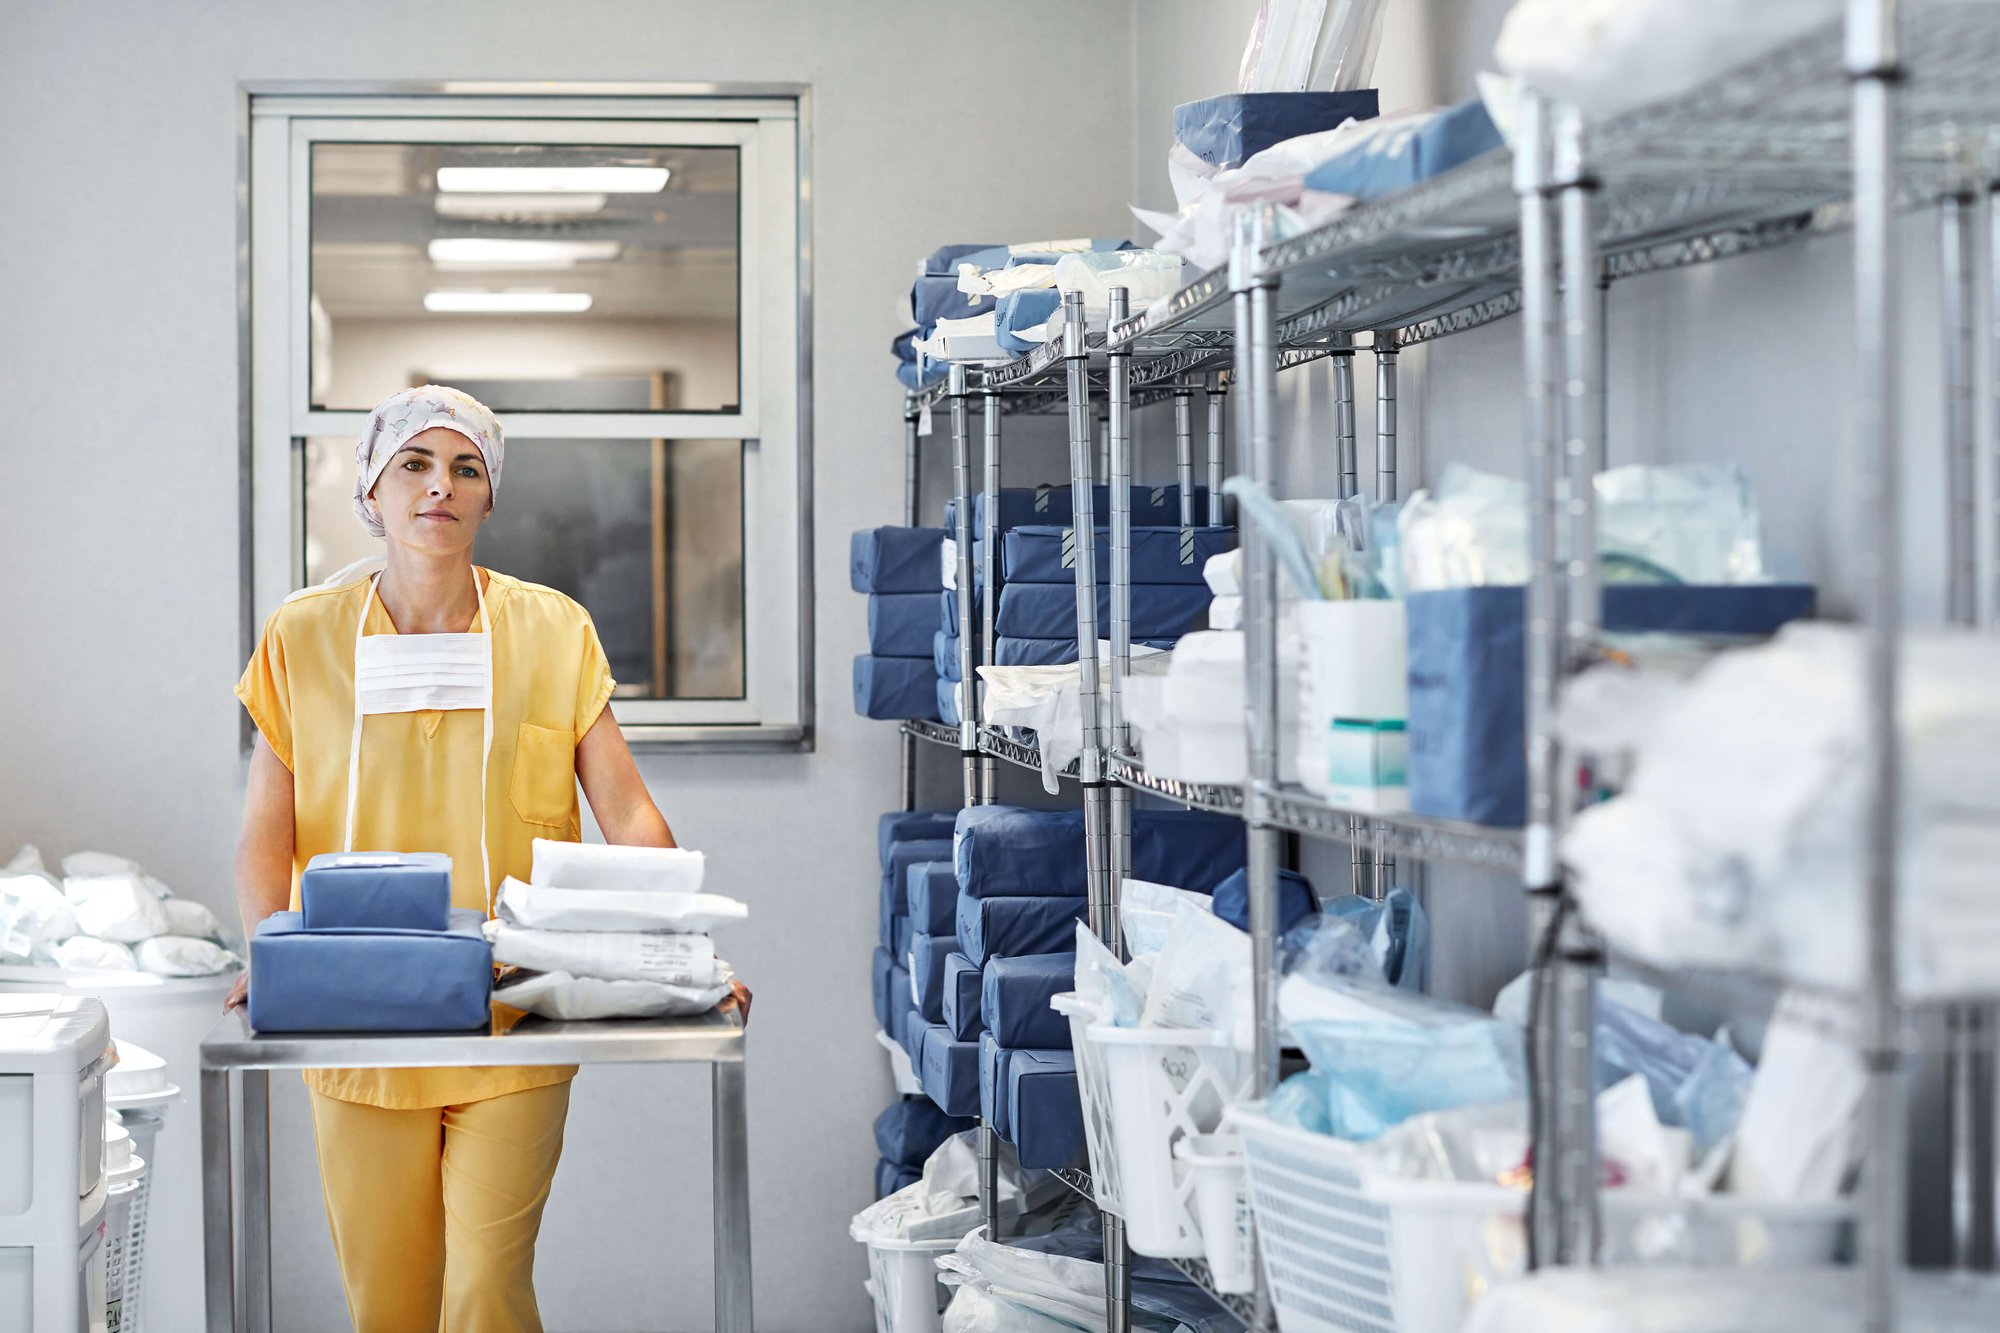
[299,851,452,931]
[1405,583,1818,827]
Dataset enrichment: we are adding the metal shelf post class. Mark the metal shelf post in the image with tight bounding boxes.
[1064,289,1129,1333]
[1370,331,1400,901]
[1206,373,1228,528]
[901,406,921,812]
[1108,288,1136,910]
[979,385,1002,803]
[1849,0,1906,1325]
[950,364,980,806]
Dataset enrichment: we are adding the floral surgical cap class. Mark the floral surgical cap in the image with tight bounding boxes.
[353,385,505,538]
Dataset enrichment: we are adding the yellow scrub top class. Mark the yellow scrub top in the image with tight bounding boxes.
[236,568,616,1108]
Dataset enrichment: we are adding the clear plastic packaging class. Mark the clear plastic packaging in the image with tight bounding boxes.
[1239,0,1394,93]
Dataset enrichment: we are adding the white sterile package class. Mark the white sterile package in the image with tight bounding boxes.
[1494,0,1841,122]
[1141,899,1253,1049]
[64,873,168,943]
[528,839,706,894]
[495,876,746,934]
[134,935,240,977]
[494,965,733,1021]
[1133,120,1378,270]
[1119,879,1213,959]
[1565,626,2000,993]
[0,872,81,958]
[1049,250,1185,318]
[6,845,49,876]
[162,898,224,941]
[61,850,144,879]
[980,646,1170,794]
[483,919,719,987]
[50,937,137,971]
[1728,993,1863,1202]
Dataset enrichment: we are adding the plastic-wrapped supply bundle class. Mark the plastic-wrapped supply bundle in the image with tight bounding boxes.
[63,874,167,943]
[484,920,719,986]
[529,838,705,894]
[493,877,747,934]
[0,871,81,961]
[1238,0,1396,94]
[1563,625,2000,993]
[134,936,240,978]
[494,966,733,1021]
[1493,0,1842,122]
[50,937,136,971]
[163,897,224,940]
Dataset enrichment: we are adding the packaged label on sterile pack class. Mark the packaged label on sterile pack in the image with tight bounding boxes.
[485,917,720,986]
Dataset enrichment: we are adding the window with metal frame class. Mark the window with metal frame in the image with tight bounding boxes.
[243,88,809,747]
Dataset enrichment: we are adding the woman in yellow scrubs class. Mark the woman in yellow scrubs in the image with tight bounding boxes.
[227,385,729,1331]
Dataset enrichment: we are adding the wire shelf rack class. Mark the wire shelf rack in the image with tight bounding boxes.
[1107,754,1245,815]
[899,719,962,749]
[1256,782,1525,873]
[1164,1256,1269,1332]
[979,726,1079,780]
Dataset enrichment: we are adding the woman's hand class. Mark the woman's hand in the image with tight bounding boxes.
[223,971,249,1012]
[723,977,753,1025]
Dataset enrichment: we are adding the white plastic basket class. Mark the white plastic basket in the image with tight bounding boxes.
[1228,1101,1854,1333]
[1175,1133,1256,1295]
[853,1230,960,1333]
[112,1107,166,1333]
[1053,993,1257,1258]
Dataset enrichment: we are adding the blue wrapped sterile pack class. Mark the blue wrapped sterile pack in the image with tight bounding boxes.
[249,909,492,1033]
[299,851,453,932]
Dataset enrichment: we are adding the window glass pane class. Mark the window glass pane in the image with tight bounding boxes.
[304,435,745,701]
[309,142,740,413]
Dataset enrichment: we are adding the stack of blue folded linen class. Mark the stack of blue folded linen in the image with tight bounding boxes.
[977,953,1084,1171]
[852,526,948,721]
[873,812,955,1062]
[872,1098,973,1199]
[250,852,492,1032]
[894,241,1133,387]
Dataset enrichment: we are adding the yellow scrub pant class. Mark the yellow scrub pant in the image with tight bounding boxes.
[308,1081,571,1332]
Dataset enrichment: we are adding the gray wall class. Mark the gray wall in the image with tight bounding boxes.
[0,4,1133,1330]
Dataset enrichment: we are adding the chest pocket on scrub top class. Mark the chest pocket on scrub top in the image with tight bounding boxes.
[510,722,577,828]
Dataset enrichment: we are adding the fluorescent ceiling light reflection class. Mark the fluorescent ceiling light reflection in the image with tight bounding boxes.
[435,167,668,193]
[424,291,594,313]
[435,193,607,218]
[427,239,622,265]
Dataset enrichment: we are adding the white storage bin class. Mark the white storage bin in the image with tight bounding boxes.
[1174,1133,1255,1295]
[852,1228,961,1333]
[100,1119,145,1333]
[0,994,115,1333]
[1054,993,1256,1259]
[1229,1101,1853,1333]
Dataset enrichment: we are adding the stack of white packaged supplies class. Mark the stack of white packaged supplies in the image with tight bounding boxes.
[0,844,239,976]
[487,839,747,1020]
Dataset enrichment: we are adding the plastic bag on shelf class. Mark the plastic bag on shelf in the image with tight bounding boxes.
[1494,0,1842,122]
[1140,898,1254,1048]
[1320,886,1431,990]
[1074,922,1147,1028]
[0,872,82,960]
[1239,0,1395,93]
[979,647,1170,795]
[1728,992,1864,1202]
[1118,879,1212,959]
[162,897,224,941]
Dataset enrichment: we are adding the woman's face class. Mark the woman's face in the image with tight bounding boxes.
[367,426,493,555]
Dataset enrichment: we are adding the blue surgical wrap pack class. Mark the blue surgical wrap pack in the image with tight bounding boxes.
[981,953,1075,1050]
[911,274,994,328]
[958,894,1085,967]
[298,852,453,932]
[1212,866,1319,936]
[995,636,1179,667]
[1302,99,1505,201]
[935,631,962,682]
[894,998,923,1059]
[917,1024,981,1118]
[980,1034,1013,1139]
[1009,1049,1085,1170]
[880,811,958,868]
[996,581,1211,641]
[853,655,941,721]
[883,839,952,920]
[1405,583,1816,825]
[1003,526,1237,586]
[1174,90,1381,170]
[937,677,962,727]
[955,806,1247,900]
[851,527,947,595]
[908,862,961,937]
[868,593,942,658]
[945,485,1214,535]
[1322,886,1432,991]
[912,931,955,1024]
[249,909,492,1033]
[995,288,1061,356]
[891,913,914,966]
[943,952,985,1040]
[874,1098,974,1168]
[872,945,898,1032]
